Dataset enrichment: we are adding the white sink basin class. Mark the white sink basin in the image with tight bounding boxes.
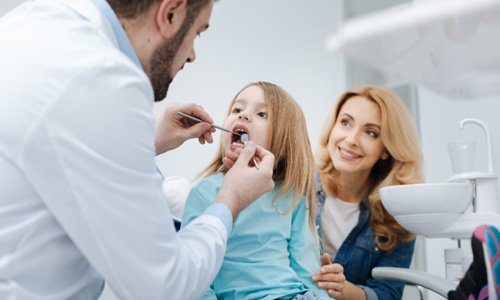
[379,182,473,216]
[393,213,500,239]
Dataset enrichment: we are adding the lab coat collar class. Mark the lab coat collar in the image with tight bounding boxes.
[54,0,142,70]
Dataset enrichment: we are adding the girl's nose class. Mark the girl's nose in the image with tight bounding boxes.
[238,113,250,121]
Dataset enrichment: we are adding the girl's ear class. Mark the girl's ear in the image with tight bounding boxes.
[381,151,390,160]
[156,0,188,39]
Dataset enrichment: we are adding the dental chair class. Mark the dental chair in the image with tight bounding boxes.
[372,267,456,299]
[373,225,500,300]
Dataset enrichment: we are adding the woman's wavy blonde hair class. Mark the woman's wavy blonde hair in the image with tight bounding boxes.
[198,81,317,230]
[316,85,423,251]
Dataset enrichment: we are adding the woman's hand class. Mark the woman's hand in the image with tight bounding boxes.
[312,253,346,299]
[313,253,368,300]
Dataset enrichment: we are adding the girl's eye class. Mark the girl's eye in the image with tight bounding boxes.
[231,107,242,114]
[257,111,268,119]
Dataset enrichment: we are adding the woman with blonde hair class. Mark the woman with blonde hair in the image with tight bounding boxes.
[312,85,423,300]
[182,81,330,299]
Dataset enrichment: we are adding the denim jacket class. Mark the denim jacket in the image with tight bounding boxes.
[315,175,415,300]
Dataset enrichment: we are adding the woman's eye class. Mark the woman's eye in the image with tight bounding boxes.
[340,119,350,127]
[366,130,378,138]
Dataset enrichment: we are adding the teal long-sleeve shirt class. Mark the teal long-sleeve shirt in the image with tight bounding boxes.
[181,173,330,300]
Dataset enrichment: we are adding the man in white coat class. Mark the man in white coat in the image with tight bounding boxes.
[0,0,275,299]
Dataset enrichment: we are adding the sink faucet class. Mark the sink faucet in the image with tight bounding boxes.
[459,118,494,173]
[450,118,499,214]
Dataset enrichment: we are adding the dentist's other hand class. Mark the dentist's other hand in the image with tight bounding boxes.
[216,142,274,220]
[222,143,261,170]
[155,102,216,154]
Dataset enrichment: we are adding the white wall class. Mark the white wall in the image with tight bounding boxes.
[0,0,22,12]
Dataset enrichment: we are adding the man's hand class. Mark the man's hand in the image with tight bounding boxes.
[215,141,274,220]
[155,102,216,154]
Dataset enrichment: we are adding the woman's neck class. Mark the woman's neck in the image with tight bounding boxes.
[334,173,371,203]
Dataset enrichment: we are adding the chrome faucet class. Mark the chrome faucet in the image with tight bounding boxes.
[449,118,498,213]
[459,118,494,173]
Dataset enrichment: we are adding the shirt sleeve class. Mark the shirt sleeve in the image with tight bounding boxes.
[18,59,227,300]
[204,202,233,234]
[288,197,331,299]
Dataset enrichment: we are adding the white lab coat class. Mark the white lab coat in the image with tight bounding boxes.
[0,0,227,299]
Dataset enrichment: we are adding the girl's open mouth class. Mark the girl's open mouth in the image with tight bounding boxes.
[231,125,249,147]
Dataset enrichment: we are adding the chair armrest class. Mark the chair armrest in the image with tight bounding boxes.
[372,267,456,298]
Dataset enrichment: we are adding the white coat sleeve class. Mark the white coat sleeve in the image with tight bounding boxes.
[18,58,226,300]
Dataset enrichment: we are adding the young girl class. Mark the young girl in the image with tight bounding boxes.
[181,81,330,300]
[312,85,424,300]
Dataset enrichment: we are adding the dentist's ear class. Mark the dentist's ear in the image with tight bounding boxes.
[156,0,187,39]
[381,151,390,160]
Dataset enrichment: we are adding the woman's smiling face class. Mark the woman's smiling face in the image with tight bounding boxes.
[328,96,387,178]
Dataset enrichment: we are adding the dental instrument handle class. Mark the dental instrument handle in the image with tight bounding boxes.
[177,111,241,136]
[212,124,240,136]
[241,134,260,170]
[251,157,259,170]
[460,118,494,173]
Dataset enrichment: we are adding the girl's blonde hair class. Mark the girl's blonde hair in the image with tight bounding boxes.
[316,85,423,251]
[199,81,317,229]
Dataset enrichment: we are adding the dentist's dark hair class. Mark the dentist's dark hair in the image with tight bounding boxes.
[107,0,212,20]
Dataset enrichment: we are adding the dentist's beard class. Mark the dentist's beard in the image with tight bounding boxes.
[150,21,190,101]
[150,37,179,102]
